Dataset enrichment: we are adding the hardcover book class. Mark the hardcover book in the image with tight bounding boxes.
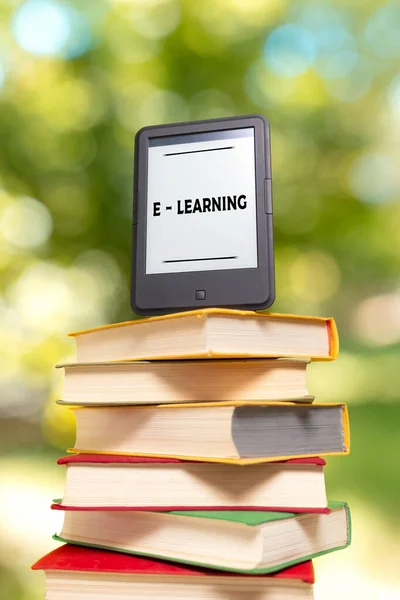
[70,401,350,464]
[57,358,312,406]
[53,455,328,512]
[53,502,351,573]
[32,544,315,599]
[69,308,338,362]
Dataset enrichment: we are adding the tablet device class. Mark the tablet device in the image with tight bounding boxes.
[131,115,274,315]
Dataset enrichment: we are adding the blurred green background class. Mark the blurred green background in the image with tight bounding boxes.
[0,0,399,598]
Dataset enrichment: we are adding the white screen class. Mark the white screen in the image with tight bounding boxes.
[145,128,258,274]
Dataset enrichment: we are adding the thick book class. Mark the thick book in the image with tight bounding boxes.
[32,545,315,600]
[53,455,328,512]
[71,401,350,465]
[53,502,350,573]
[69,308,339,362]
[57,358,313,406]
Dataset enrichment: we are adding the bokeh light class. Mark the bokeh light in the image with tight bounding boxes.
[299,3,347,29]
[0,458,64,558]
[108,27,160,64]
[387,74,400,119]
[6,252,123,336]
[246,60,297,106]
[138,89,189,126]
[314,25,358,80]
[190,89,236,120]
[289,250,341,303]
[130,0,181,40]
[265,24,316,77]
[353,292,400,346]
[192,0,284,41]
[12,0,91,58]
[221,0,286,23]
[348,153,398,204]
[308,353,375,404]
[324,58,372,102]
[365,1,400,59]
[0,197,53,249]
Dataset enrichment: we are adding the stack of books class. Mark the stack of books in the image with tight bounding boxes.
[33,308,351,599]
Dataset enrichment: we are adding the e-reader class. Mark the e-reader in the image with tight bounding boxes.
[131,115,275,315]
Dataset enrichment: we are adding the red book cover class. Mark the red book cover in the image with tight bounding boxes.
[32,544,315,583]
[57,454,327,466]
[53,455,329,514]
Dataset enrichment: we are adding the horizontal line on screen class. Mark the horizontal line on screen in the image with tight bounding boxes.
[164,256,237,264]
[164,146,234,156]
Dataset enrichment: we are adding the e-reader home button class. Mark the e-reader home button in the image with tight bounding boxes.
[195,290,206,300]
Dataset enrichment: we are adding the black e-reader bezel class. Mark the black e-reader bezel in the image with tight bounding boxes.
[131,114,275,315]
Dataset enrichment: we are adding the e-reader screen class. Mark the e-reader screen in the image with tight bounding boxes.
[145,128,257,274]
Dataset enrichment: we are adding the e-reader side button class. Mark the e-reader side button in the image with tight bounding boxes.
[195,290,206,300]
[264,178,272,214]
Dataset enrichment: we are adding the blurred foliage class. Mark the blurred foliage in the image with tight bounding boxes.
[326,403,400,526]
[0,0,399,598]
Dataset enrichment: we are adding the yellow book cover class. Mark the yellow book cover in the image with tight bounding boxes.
[69,308,339,363]
[69,401,349,466]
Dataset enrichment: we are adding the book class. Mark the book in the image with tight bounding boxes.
[71,401,350,465]
[69,308,339,362]
[53,501,350,573]
[53,455,328,512]
[57,358,313,406]
[32,544,315,599]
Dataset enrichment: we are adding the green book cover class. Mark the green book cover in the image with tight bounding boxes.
[54,501,351,574]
